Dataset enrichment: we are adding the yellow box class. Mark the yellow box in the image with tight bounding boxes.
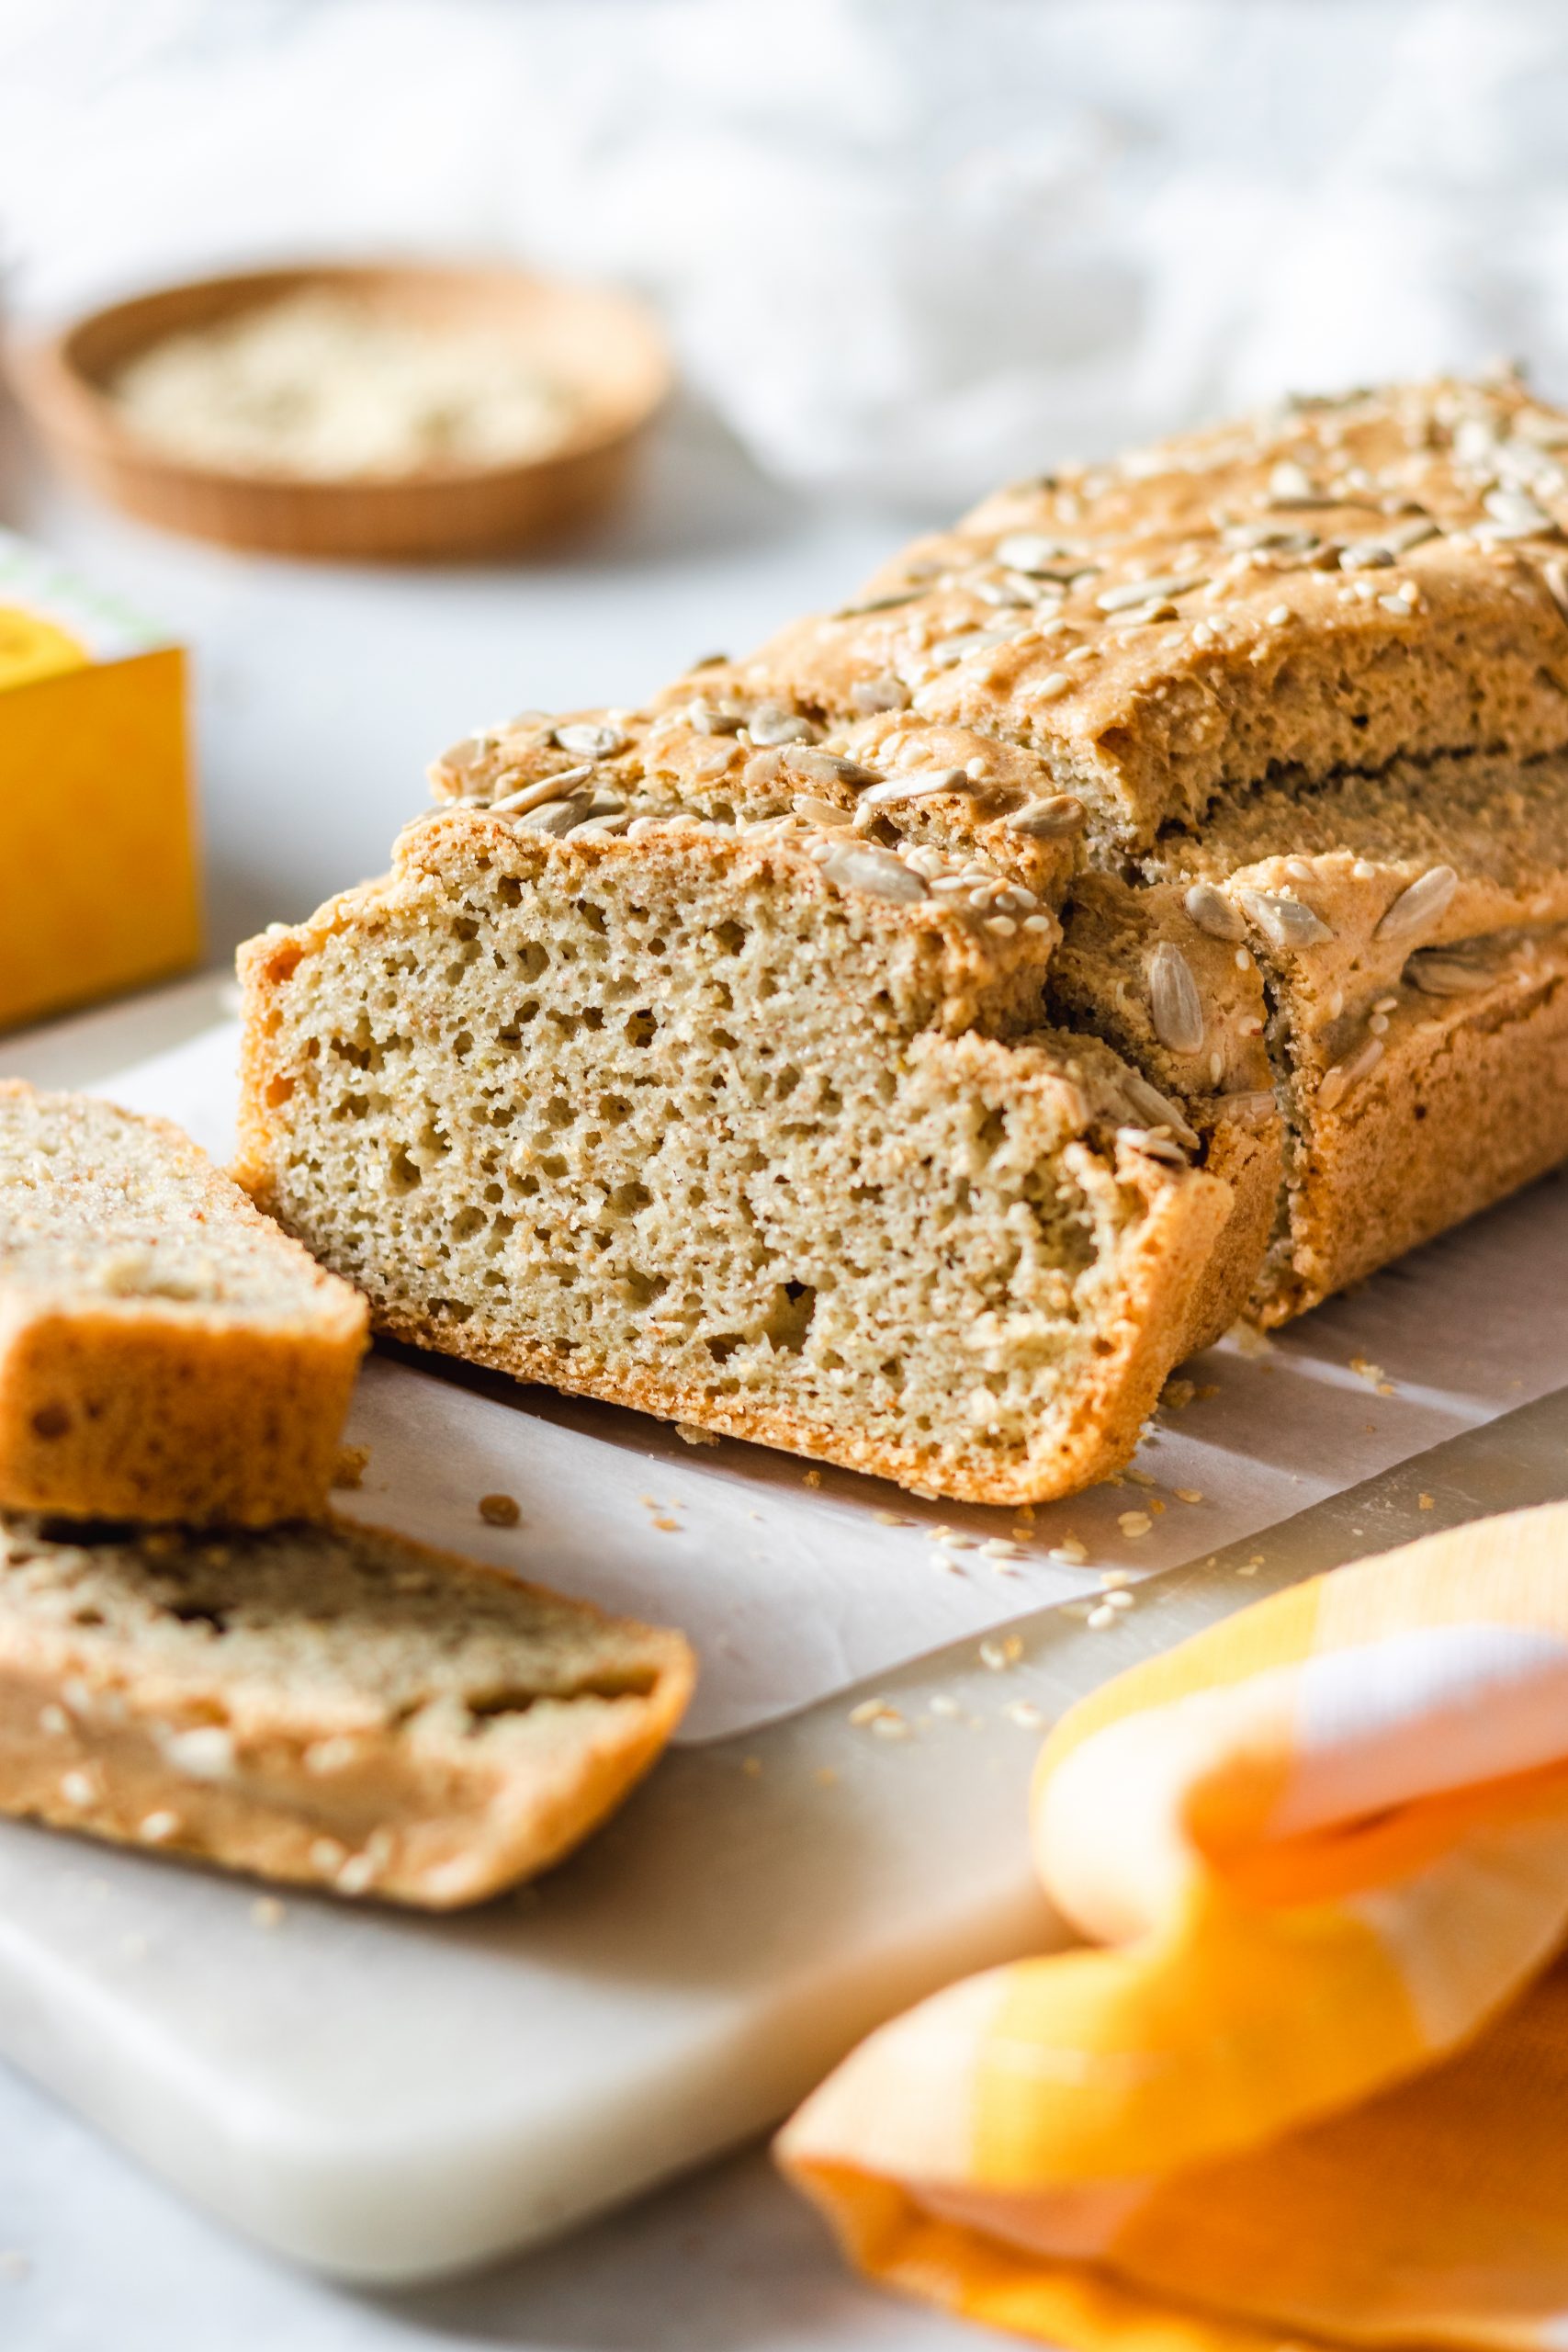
[0,531,200,1034]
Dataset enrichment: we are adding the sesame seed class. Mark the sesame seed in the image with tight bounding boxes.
[929,1693,962,1717]
[1005,1701,1044,1728]
[1175,1487,1204,1504]
[1050,1535,1088,1565]
[1086,1603,1117,1629]
[1118,1511,1153,1538]
[1266,604,1291,625]
[60,1770,96,1807]
[138,1811,180,1844]
[979,1634,1024,1670]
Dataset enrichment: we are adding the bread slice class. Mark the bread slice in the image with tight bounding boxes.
[0,1506,694,1907]
[235,808,1235,1505]
[1052,749,1568,1321]
[0,1084,368,1524]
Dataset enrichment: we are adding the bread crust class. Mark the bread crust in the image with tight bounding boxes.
[0,1082,368,1525]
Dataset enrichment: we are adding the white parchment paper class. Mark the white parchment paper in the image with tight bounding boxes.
[101,1024,1568,1742]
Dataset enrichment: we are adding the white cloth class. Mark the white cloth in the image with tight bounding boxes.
[5,0,1568,506]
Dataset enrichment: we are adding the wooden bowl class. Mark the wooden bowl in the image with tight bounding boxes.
[7,262,673,560]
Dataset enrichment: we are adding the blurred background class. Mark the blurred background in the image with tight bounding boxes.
[4,0,1568,953]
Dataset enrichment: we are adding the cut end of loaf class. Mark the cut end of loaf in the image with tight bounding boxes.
[237,813,1233,1503]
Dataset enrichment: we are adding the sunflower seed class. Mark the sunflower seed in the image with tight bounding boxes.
[785,747,877,789]
[1374,864,1458,942]
[747,702,820,748]
[929,627,1017,666]
[1120,1129,1190,1165]
[488,764,594,815]
[1183,882,1246,940]
[833,590,924,618]
[1148,941,1205,1053]
[858,681,916,727]
[1337,541,1396,571]
[1121,1071,1200,1148]
[1404,948,1496,996]
[792,796,854,829]
[1220,1090,1279,1126]
[565,809,631,838]
[1005,794,1087,838]
[994,532,1076,573]
[1316,1035,1384,1111]
[1482,486,1555,538]
[819,845,929,903]
[860,766,971,807]
[1238,888,1334,950]
[976,578,1033,607]
[553,721,626,759]
[513,794,592,837]
[1095,573,1205,614]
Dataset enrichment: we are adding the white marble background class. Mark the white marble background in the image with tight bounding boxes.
[3,4,1567,2344]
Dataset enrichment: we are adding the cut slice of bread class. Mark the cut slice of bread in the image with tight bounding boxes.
[0,1083,368,1524]
[0,1507,694,1907]
[235,808,1236,1505]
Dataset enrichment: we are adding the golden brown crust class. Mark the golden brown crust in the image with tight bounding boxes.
[0,1510,694,1909]
[0,1082,368,1525]
[1258,953,1568,1322]
[730,375,1568,847]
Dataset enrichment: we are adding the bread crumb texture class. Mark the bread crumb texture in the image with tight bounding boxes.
[240,375,1568,1494]
[0,1507,693,1906]
[0,1083,367,1524]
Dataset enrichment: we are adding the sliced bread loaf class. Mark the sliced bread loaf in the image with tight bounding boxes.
[0,1506,694,1906]
[0,1083,368,1524]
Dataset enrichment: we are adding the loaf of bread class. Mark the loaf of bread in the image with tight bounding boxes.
[0,1507,694,1906]
[236,374,1568,1498]
[0,1083,367,1523]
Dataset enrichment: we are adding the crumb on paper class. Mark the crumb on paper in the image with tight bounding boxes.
[332,1444,369,1491]
[979,1634,1023,1671]
[1419,1492,1435,1510]
[1159,1376,1197,1411]
[1228,1320,1274,1361]
[740,1756,762,1779]
[1349,1355,1395,1395]
[814,1766,839,1787]
[1118,1510,1153,1539]
[251,1896,286,1930]
[803,1468,822,1488]
[675,1421,718,1447]
[652,1516,681,1533]
[1125,1467,1156,1489]
[1006,1700,1044,1728]
[1148,1498,1166,1516]
[479,1492,520,1528]
[849,1698,909,1739]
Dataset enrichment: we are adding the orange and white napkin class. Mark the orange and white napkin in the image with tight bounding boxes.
[781,1501,1568,2349]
